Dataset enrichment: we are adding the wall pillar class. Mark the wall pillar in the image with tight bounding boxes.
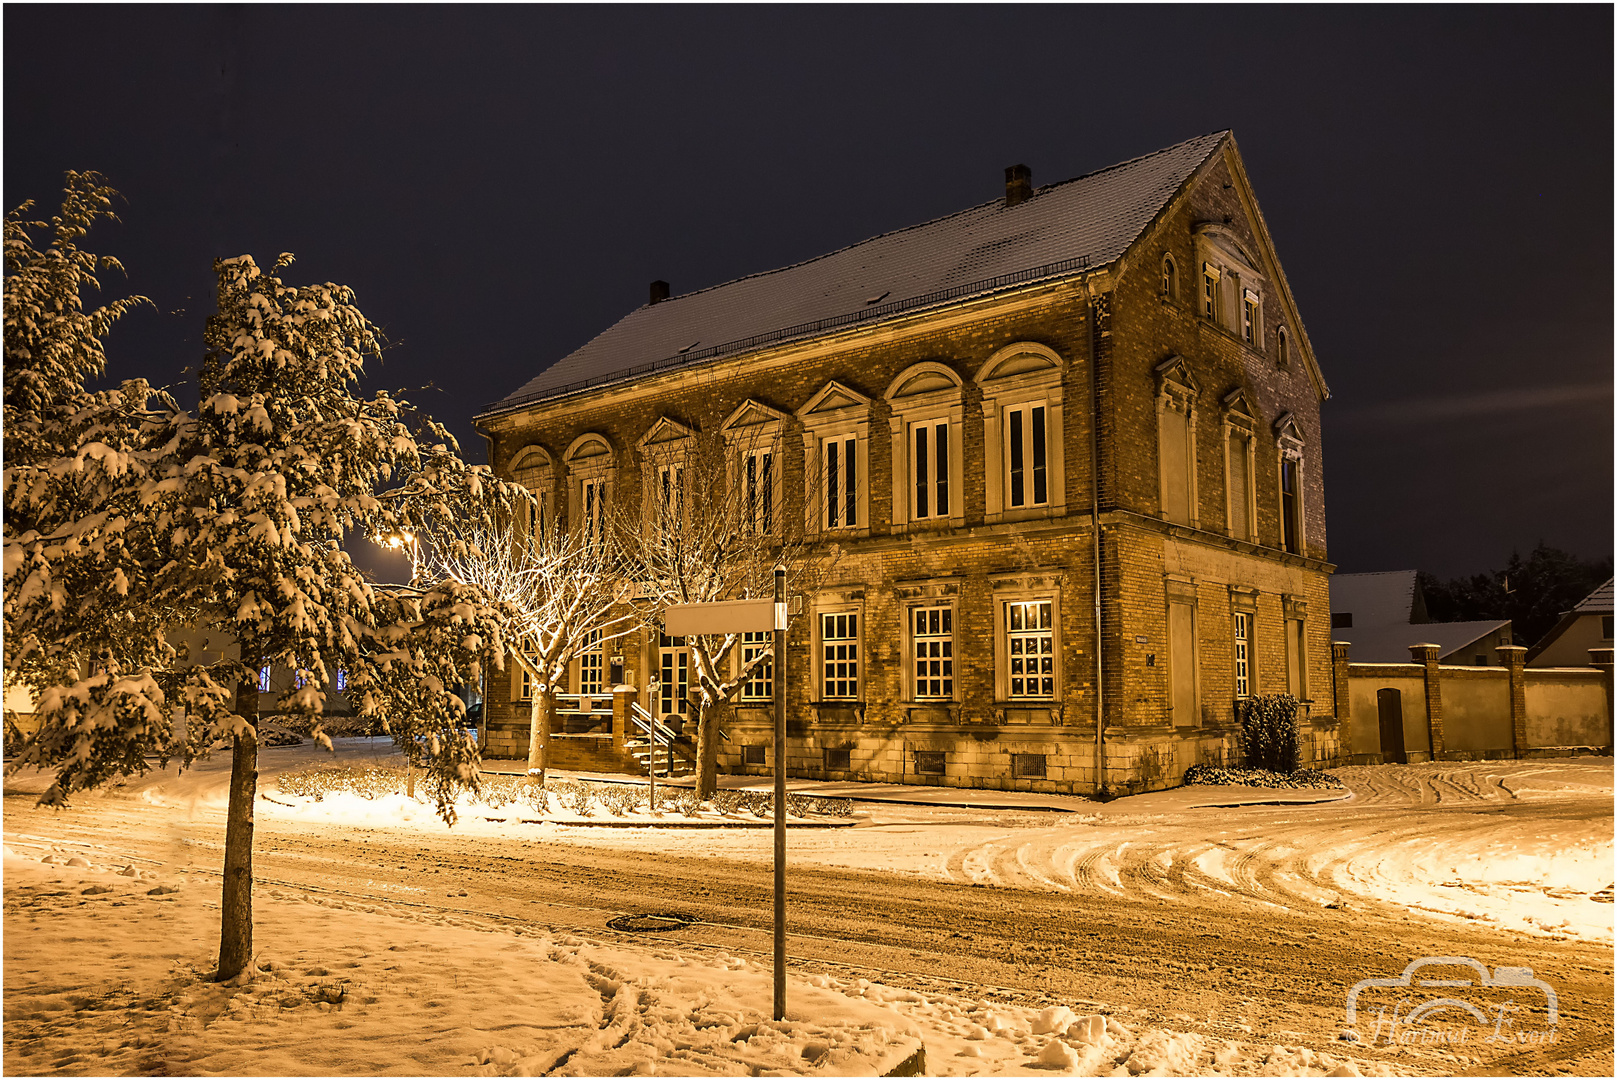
[1411,643,1444,760]
[1497,644,1528,757]
[612,684,637,752]
[1591,647,1614,752]
[1331,641,1352,759]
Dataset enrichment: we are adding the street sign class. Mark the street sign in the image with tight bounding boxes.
[665,597,774,636]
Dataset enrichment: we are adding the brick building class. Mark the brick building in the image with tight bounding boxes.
[474,131,1338,795]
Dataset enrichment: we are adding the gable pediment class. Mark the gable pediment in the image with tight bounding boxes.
[720,398,789,432]
[1273,410,1305,447]
[977,342,1064,383]
[1154,355,1200,396]
[797,380,871,418]
[885,361,963,402]
[1221,387,1257,422]
[637,415,694,450]
[565,432,614,463]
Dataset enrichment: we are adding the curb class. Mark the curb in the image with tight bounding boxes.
[475,816,858,829]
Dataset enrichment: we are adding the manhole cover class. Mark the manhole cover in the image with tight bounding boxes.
[606,912,697,933]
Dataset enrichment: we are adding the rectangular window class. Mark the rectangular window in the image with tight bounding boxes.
[578,629,604,697]
[1242,289,1259,346]
[657,463,683,537]
[581,479,606,546]
[258,665,272,693]
[519,664,533,701]
[1603,615,1614,640]
[914,750,946,775]
[1006,600,1055,699]
[912,605,954,700]
[658,634,689,719]
[1233,612,1252,698]
[1169,601,1197,727]
[1011,753,1047,779]
[1005,404,1049,508]
[743,744,767,765]
[741,448,774,535]
[911,420,949,520]
[741,631,773,702]
[1228,432,1251,541]
[1202,264,1219,320]
[821,612,860,699]
[1280,458,1302,553]
[1286,618,1306,698]
[823,434,857,529]
[335,669,348,692]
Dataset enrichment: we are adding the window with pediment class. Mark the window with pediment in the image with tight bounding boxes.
[884,362,965,531]
[976,343,1066,521]
[1220,389,1259,543]
[1154,356,1200,528]
[1274,412,1307,555]
[636,417,693,544]
[509,444,556,546]
[563,433,616,547]
[1195,224,1267,348]
[720,399,789,538]
[796,380,871,536]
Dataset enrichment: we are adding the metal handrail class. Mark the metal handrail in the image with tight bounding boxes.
[628,702,679,746]
[478,254,1093,417]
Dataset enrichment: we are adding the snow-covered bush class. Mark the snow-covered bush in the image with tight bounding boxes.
[1236,693,1302,773]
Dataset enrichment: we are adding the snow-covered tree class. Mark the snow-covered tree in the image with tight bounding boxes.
[5,176,513,983]
[617,426,826,799]
[424,516,633,786]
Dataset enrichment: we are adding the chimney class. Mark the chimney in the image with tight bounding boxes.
[649,280,670,305]
[1004,164,1032,207]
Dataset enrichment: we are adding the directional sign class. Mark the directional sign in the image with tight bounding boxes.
[665,597,774,635]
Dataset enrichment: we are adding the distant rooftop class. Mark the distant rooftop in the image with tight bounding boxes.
[1572,578,1613,614]
[481,131,1229,416]
[1330,570,1510,663]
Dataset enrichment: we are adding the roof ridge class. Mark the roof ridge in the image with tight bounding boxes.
[647,130,1229,309]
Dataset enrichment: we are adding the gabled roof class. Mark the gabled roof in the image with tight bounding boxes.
[1573,578,1614,614]
[482,131,1230,415]
[1329,570,1511,663]
[1330,571,1420,629]
[1341,619,1512,665]
[1526,577,1614,664]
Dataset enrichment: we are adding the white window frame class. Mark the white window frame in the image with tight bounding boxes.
[910,603,955,702]
[636,416,693,544]
[1233,611,1252,699]
[739,631,773,703]
[797,380,871,538]
[1161,254,1177,300]
[976,343,1066,522]
[1154,356,1200,529]
[575,628,604,698]
[884,362,965,532]
[1242,288,1262,347]
[908,417,951,522]
[818,607,862,701]
[510,444,557,549]
[1201,263,1220,322]
[990,573,1061,703]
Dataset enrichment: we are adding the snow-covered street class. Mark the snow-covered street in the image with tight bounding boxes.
[5,744,1612,1075]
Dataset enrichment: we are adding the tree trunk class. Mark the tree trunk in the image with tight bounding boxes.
[694,698,728,800]
[216,675,260,983]
[526,684,553,788]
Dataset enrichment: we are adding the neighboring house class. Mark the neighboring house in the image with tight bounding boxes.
[1328,570,1512,666]
[1527,578,1614,668]
[476,131,1336,795]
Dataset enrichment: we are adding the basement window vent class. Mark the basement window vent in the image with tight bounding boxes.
[743,744,766,766]
[914,750,946,775]
[824,747,851,771]
[1011,753,1046,779]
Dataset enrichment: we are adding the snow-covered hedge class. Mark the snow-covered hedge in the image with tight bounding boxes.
[1183,763,1344,790]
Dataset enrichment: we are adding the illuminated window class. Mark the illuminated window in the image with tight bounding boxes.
[1006,600,1055,699]
[335,669,347,692]
[578,629,603,697]
[740,631,772,702]
[912,606,954,700]
[258,665,272,693]
[821,612,860,699]
[1233,612,1253,698]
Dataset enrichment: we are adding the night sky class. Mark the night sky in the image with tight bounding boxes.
[6,5,1611,579]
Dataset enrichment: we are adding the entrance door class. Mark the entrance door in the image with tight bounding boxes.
[1376,688,1406,764]
[658,634,691,733]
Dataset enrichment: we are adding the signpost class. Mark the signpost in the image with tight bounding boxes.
[663,567,789,1021]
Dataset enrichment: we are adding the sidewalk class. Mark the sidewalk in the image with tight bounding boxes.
[478,761,1352,814]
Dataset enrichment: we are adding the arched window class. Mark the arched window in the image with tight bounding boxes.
[1161,255,1177,300]
[1276,326,1290,368]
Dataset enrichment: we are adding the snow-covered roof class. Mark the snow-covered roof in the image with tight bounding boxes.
[483,131,1229,414]
[1572,578,1613,614]
[1329,571,1420,629]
